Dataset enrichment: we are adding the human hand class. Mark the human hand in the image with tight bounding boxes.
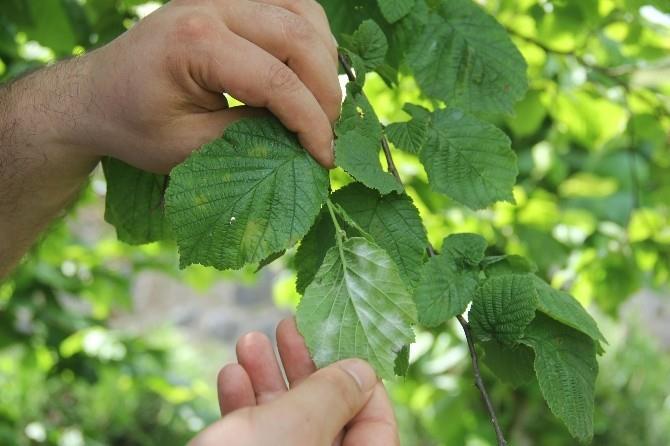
[76,0,341,171]
[189,318,399,446]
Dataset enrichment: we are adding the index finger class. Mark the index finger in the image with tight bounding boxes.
[204,31,335,167]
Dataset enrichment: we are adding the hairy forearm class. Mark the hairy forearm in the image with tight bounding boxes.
[0,57,100,278]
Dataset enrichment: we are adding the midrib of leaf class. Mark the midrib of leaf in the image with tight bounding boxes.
[324,198,412,367]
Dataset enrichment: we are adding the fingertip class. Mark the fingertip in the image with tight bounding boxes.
[276,317,316,385]
[302,135,334,169]
[276,317,298,341]
[235,331,270,358]
[336,359,377,393]
[217,363,255,416]
[236,331,288,403]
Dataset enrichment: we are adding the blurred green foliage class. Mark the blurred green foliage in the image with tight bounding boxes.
[1,0,669,445]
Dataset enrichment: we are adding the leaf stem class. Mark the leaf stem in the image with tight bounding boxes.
[326,198,347,261]
[338,53,402,183]
[338,51,508,446]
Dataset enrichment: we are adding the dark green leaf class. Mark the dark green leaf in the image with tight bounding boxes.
[165,117,329,270]
[332,182,427,286]
[420,108,517,209]
[470,274,538,344]
[335,131,403,194]
[377,0,415,23]
[102,158,171,245]
[522,314,598,443]
[394,344,410,376]
[483,255,538,276]
[532,276,607,344]
[295,210,336,294]
[414,253,478,326]
[406,0,527,115]
[343,19,388,70]
[336,83,382,138]
[481,341,535,388]
[442,233,487,266]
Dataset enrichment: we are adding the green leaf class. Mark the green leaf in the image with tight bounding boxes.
[335,131,403,194]
[406,0,527,116]
[337,83,382,139]
[255,250,286,272]
[295,210,336,295]
[481,341,535,388]
[532,276,607,344]
[482,255,538,276]
[470,274,538,344]
[344,19,388,70]
[414,253,478,326]
[340,48,369,86]
[377,0,415,23]
[296,237,417,379]
[394,344,410,376]
[420,108,517,209]
[384,104,432,155]
[522,314,598,443]
[102,158,171,245]
[332,183,427,287]
[442,233,487,266]
[334,85,401,193]
[165,117,329,270]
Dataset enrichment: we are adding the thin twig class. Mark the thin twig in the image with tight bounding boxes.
[338,53,402,182]
[381,136,401,182]
[458,315,508,446]
[338,51,508,446]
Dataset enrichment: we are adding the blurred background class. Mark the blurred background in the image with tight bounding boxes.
[1,0,669,445]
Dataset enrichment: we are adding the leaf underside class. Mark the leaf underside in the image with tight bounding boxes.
[522,314,598,443]
[296,237,417,379]
[102,157,170,245]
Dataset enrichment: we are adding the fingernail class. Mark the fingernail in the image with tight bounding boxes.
[331,33,339,47]
[339,359,376,392]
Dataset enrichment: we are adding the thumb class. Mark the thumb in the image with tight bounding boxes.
[256,359,377,444]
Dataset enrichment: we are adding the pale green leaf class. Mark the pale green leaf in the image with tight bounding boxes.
[332,182,428,286]
[532,276,607,344]
[522,314,598,443]
[420,108,517,209]
[165,117,329,270]
[102,157,170,245]
[296,237,417,379]
[481,341,535,388]
[470,274,538,344]
[414,253,478,326]
[335,131,403,194]
[377,0,415,23]
[406,0,527,115]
